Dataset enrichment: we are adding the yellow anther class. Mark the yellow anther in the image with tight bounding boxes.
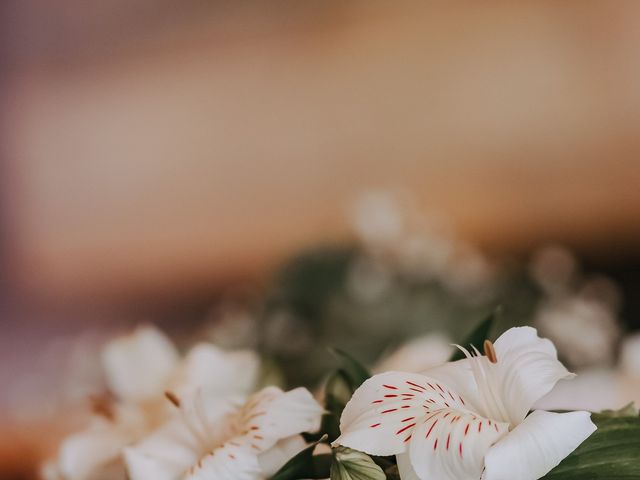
[483,340,498,363]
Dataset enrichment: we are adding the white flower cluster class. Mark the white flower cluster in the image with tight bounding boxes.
[44,326,597,480]
[42,325,323,480]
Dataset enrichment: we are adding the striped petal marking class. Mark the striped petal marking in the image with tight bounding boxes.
[335,371,508,480]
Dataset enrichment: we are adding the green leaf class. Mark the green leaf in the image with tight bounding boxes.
[319,350,371,443]
[542,409,640,479]
[271,435,330,480]
[331,446,386,480]
[449,307,500,362]
[319,369,355,441]
[326,369,357,411]
[595,402,638,418]
[382,463,401,480]
[329,348,371,390]
[371,455,396,473]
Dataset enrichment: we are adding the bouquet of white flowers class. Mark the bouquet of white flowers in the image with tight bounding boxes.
[43,311,640,480]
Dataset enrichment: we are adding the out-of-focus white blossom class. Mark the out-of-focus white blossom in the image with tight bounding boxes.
[124,386,323,480]
[394,229,454,281]
[621,333,640,379]
[529,245,578,296]
[579,275,622,312]
[350,191,495,299]
[44,325,260,480]
[440,243,495,300]
[534,369,627,412]
[374,334,452,374]
[536,297,620,368]
[620,333,640,404]
[203,305,260,349]
[536,331,640,413]
[351,191,405,250]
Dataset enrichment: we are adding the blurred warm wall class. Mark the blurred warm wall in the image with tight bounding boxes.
[3,0,640,304]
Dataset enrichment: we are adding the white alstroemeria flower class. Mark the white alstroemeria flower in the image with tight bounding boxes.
[335,327,596,480]
[103,325,260,402]
[124,386,324,480]
[46,325,260,480]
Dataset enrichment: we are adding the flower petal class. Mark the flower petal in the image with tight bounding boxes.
[58,427,128,480]
[422,360,483,413]
[124,419,201,480]
[491,327,574,424]
[534,370,623,412]
[183,443,262,480]
[426,327,575,425]
[258,435,307,476]
[396,452,421,480]
[124,447,177,480]
[483,410,596,480]
[102,325,179,402]
[408,409,507,480]
[335,372,472,457]
[170,344,260,397]
[175,388,239,451]
[235,387,322,453]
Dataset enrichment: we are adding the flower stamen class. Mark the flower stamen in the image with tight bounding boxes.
[89,394,115,421]
[165,391,181,407]
[483,340,498,363]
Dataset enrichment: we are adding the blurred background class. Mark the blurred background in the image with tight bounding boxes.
[2,0,640,478]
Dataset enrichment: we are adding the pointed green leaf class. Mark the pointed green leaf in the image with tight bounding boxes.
[320,349,371,443]
[271,435,329,480]
[331,446,386,480]
[595,402,638,418]
[382,463,401,480]
[542,409,640,479]
[319,369,355,442]
[329,348,371,390]
[326,369,356,410]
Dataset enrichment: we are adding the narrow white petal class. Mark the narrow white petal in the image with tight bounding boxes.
[335,372,473,457]
[238,387,323,452]
[125,386,319,480]
[102,325,179,402]
[422,360,483,414]
[396,452,421,480]
[491,327,575,424]
[171,344,260,397]
[124,447,177,480]
[258,435,307,476]
[124,419,200,480]
[408,410,507,480]
[183,443,262,480]
[176,389,239,452]
[483,410,596,480]
[58,427,128,480]
[335,372,432,456]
